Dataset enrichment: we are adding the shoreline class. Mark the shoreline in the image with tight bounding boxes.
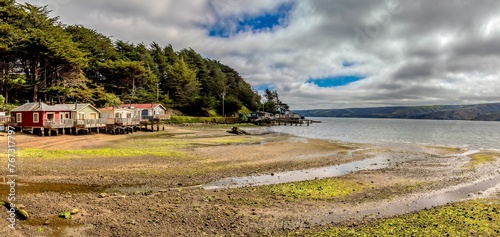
[0,125,499,236]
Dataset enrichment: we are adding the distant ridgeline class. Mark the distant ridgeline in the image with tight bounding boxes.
[294,103,500,121]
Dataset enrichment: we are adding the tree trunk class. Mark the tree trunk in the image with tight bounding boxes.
[32,61,39,102]
[5,85,8,104]
[43,67,47,102]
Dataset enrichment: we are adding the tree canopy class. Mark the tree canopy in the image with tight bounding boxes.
[0,0,287,116]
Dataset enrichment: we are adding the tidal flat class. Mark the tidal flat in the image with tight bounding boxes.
[0,125,499,236]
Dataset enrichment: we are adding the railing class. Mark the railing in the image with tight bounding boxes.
[114,118,141,126]
[141,114,171,121]
[0,116,11,123]
[75,119,107,127]
[43,119,74,128]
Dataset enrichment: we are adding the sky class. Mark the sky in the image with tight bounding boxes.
[20,0,500,109]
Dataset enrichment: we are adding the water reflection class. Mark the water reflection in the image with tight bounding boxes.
[202,156,391,189]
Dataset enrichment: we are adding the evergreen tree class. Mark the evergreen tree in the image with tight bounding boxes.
[0,1,284,115]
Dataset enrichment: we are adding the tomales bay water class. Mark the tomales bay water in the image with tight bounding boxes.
[270,117,500,150]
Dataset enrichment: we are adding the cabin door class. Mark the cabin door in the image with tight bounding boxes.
[59,113,65,124]
[46,112,55,121]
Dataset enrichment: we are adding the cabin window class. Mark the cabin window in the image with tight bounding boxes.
[126,113,132,119]
[78,113,85,120]
[115,113,120,118]
[60,113,67,124]
[65,113,70,119]
[33,113,39,123]
[15,113,21,123]
[46,112,55,121]
[90,113,97,119]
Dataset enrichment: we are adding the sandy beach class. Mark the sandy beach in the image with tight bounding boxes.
[0,125,499,236]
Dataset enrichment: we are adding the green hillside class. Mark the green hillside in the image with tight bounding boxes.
[295,103,500,121]
[0,0,262,116]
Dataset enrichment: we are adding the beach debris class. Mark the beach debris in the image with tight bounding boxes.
[2,202,29,220]
[59,211,71,219]
[98,193,108,198]
[227,127,250,135]
[70,208,80,215]
[17,209,29,220]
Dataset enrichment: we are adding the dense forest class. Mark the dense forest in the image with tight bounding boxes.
[0,0,287,116]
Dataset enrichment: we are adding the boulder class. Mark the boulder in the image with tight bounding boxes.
[226,127,249,135]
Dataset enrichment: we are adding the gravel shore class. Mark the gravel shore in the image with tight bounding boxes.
[0,125,499,236]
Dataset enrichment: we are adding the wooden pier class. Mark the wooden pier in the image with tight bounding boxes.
[250,116,317,126]
[273,118,315,126]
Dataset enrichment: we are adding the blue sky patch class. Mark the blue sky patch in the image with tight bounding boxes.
[206,2,293,38]
[254,84,274,91]
[307,75,365,88]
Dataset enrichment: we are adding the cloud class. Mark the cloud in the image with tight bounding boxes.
[19,0,500,109]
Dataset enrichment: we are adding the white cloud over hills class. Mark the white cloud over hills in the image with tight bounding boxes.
[21,0,500,109]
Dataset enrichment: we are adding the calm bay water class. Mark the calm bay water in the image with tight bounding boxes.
[270,118,500,150]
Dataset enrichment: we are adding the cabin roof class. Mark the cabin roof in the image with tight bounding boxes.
[99,107,134,112]
[11,102,98,112]
[118,103,166,110]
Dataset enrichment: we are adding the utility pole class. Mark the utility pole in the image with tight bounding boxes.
[221,91,226,117]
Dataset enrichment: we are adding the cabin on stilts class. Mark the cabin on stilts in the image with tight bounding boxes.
[99,107,140,134]
[117,103,170,131]
[8,102,106,136]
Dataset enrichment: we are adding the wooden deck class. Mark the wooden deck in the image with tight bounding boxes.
[104,118,141,135]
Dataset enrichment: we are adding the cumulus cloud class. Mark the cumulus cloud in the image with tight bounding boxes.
[20,0,500,109]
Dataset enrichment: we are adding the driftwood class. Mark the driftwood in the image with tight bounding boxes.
[227,127,249,135]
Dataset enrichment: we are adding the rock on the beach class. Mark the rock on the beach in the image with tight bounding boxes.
[17,209,29,220]
[59,211,71,219]
[3,202,29,220]
[70,208,80,215]
[227,127,249,135]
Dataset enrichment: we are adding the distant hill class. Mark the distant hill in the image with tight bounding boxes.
[294,103,500,121]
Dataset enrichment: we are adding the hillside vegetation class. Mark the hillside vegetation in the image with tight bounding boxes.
[295,103,500,121]
[0,0,263,116]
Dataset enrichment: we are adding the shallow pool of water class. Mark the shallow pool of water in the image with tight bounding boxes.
[202,155,392,189]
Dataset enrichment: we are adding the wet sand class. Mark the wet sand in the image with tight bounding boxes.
[0,125,499,236]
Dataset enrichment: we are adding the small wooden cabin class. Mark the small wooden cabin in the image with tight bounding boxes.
[99,107,136,125]
[118,103,170,121]
[10,102,73,129]
[10,102,105,135]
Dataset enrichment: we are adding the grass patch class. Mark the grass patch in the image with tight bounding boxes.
[17,131,258,160]
[259,178,372,200]
[467,152,500,168]
[18,147,189,160]
[430,146,463,154]
[294,199,500,237]
[170,116,223,124]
